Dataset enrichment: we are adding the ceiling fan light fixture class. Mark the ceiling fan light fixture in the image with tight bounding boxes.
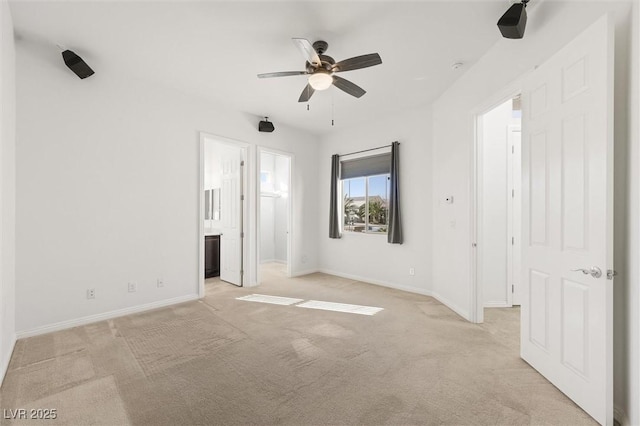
[308,72,333,90]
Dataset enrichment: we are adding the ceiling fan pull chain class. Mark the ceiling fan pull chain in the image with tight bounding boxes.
[331,93,335,126]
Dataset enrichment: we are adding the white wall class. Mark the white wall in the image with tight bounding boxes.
[479,99,513,307]
[14,42,319,335]
[318,107,433,296]
[0,0,16,385]
[431,2,637,423]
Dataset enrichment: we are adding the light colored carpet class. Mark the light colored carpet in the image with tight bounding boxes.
[0,263,596,425]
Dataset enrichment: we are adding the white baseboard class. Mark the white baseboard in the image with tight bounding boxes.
[260,259,287,265]
[318,268,433,297]
[614,405,629,426]
[484,301,510,308]
[0,334,17,388]
[16,294,200,339]
[426,291,471,320]
[290,268,319,277]
[317,268,470,320]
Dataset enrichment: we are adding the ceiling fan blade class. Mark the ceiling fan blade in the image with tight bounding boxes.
[298,83,315,102]
[332,76,366,98]
[333,53,382,72]
[292,38,322,68]
[257,71,308,79]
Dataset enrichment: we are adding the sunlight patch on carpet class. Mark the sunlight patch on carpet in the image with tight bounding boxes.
[296,300,383,316]
[236,294,304,305]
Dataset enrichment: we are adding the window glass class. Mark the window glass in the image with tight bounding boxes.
[367,175,389,233]
[343,177,366,233]
[342,174,389,234]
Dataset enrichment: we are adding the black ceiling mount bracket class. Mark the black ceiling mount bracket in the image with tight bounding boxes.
[61,50,95,79]
[497,0,529,39]
[258,117,275,133]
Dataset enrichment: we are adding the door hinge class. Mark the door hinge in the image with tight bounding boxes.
[240,232,245,238]
[607,269,617,280]
[512,189,515,198]
[240,195,245,201]
[511,237,514,245]
[512,284,514,293]
[240,161,245,167]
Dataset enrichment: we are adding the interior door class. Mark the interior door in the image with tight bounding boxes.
[220,144,244,286]
[521,15,613,425]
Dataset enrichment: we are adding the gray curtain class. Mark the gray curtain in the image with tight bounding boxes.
[329,154,341,239]
[388,142,403,244]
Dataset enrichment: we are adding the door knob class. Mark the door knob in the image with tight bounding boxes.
[571,266,602,278]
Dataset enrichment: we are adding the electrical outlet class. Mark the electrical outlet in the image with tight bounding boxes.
[87,288,95,299]
[157,278,164,288]
[409,267,415,276]
[128,282,137,293]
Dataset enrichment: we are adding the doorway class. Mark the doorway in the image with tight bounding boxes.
[475,95,522,318]
[200,134,249,294]
[470,16,614,424]
[258,148,292,282]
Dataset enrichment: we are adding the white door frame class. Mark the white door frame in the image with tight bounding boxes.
[198,132,256,297]
[507,124,522,307]
[470,81,524,324]
[256,146,294,284]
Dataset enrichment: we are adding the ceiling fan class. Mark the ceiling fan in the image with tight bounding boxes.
[257,38,382,102]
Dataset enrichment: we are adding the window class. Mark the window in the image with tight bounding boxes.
[341,153,391,234]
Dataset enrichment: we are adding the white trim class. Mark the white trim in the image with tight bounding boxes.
[507,124,522,307]
[289,268,319,277]
[199,132,255,293]
[318,268,470,319]
[614,406,629,426]
[199,135,205,297]
[471,80,524,324]
[429,291,471,321]
[484,301,511,308]
[16,294,199,339]
[0,334,16,387]
[260,259,286,265]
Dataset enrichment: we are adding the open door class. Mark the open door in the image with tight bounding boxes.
[220,144,245,286]
[521,15,613,425]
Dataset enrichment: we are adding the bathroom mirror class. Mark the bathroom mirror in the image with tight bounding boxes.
[204,189,221,220]
[212,188,221,220]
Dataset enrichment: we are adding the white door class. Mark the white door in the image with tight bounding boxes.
[508,126,522,306]
[220,144,244,286]
[521,15,613,425]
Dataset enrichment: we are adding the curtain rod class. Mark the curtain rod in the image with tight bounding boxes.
[339,142,399,158]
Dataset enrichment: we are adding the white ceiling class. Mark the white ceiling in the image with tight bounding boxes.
[10,1,510,135]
